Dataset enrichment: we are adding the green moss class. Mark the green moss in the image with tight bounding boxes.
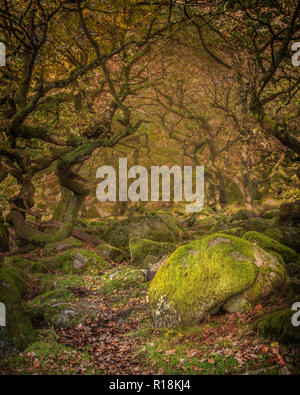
[27,289,74,317]
[0,264,28,296]
[3,255,48,274]
[0,340,101,374]
[231,208,253,221]
[129,239,176,268]
[220,227,244,238]
[100,265,146,295]
[263,227,284,242]
[38,273,85,294]
[253,308,300,344]
[44,236,83,255]
[0,265,35,356]
[245,218,271,233]
[243,231,298,263]
[149,233,286,328]
[149,234,258,328]
[97,243,127,263]
[40,248,111,274]
[27,289,85,328]
[263,210,279,220]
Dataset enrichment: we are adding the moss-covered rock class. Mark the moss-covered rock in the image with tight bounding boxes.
[243,217,271,233]
[27,289,86,328]
[149,233,286,328]
[100,265,146,295]
[40,248,111,274]
[0,223,8,252]
[0,265,35,356]
[37,273,85,294]
[3,255,48,274]
[243,231,298,264]
[253,308,300,344]
[97,243,127,263]
[231,208,253,221]
[101,213,179,251]
[44,236,83,255]
[264,226,300,253]
[129,238,176,269]
[263,210,279,220]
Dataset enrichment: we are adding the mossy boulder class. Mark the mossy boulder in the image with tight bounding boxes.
[27,289,87,328]
[0,265,35,356]
[102,213,179,250]
[243,231,298,264]
[264,226,300,253]
[149,233,286,328]
[41,248,111,274]
[97,243,127,263]
[3,255,48,274]
[243,217,272,233]
[37,273,85,294]
[253,308,300,344]
[129,238,176,269]
[100,265,146,294]
[44,236,83,255]
[0,223,8,252]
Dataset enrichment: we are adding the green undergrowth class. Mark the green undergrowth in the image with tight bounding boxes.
[1,340,101,375]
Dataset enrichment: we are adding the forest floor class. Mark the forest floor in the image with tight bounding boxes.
[1,255,300,375]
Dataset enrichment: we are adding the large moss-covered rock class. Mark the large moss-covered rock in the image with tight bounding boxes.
[102,213,179,250]
[0,265,35,356]
[149,233,286,328]
[97,243,127,263]
[243,231,298,264]
[253,308,300,344]
[0,223,8,252]
[129,238,176,268]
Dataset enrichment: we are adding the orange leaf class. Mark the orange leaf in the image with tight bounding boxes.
[277,354,286,366]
